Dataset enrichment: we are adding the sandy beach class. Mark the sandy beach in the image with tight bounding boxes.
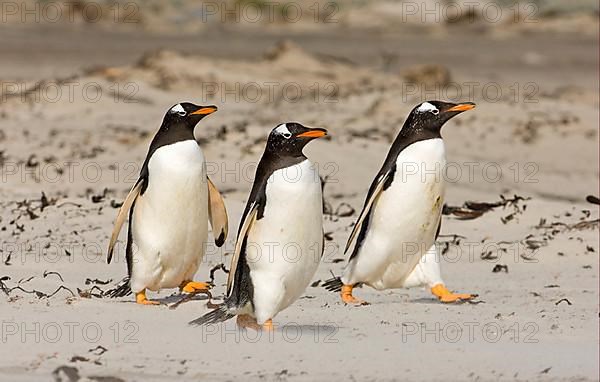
[0,1,598,381]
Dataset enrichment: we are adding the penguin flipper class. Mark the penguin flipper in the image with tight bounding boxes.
[344,171,389,254]
[226,203,258,297]
[207,176,229,247]
[107,179,144,264]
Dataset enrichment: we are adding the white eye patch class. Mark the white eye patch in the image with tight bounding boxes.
[170,104,186,115]
[275,123,292,139]
[416,102,439,115]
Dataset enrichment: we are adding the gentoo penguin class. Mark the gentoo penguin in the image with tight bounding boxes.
[107,103,228,305]
[189,122,327,330]
[324,101,477,304]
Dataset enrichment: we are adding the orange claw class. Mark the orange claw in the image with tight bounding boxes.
[431,284,477,303]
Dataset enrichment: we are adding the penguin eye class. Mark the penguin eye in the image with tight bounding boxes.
[275,124,293,139]
[417,102,439,115]
[177,111,187,117]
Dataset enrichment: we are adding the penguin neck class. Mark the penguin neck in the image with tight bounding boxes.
[160,121,196,139]
[145,122,198,168]
[385,123,443,162]
[151,122,197,148]
[264,146,307,162]
[396,118,443,144]
[259,149,307,177]
[399,125,441,141]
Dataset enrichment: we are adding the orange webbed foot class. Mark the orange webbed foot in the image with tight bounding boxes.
[341,284,369,305]
[136,290,160,305]
[431,284,477,303]
[179,280,212,293]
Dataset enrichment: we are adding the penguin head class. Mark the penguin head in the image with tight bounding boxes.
[266,122,328,156]
[404,101,475,133]
[163,102,218,128]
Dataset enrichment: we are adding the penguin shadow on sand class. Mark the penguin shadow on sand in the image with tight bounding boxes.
[107,284,214,308]
[114,294,207,307]
[161,291,213,309]
[409,296,481,305]
[276,323,339,334]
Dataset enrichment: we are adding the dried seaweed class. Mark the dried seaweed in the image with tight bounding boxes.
[70,355,90,363]
[208,263,229,286]
[17,275,35,284]
[437,234,466,255]
[555,298,572,306]
[78,286,105,299]
[8,193,59,224]
[89,345,108,356]
[0,276,10,295]
[40,192,51,211]
[57,202,83,208]
[110,200,123,208]
[43,270,65,282]
[90,188,109,203]
[586,195,599,205]
[3,252,12,266]
[492,264,508,273]
[443,195,530,221]
[535,218,599,232]
[8,284,75,299]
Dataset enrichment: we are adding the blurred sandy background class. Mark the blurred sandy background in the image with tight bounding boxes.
[0,1,598,381]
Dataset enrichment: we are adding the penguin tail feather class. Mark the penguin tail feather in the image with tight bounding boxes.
[104,277,132,298]
[189,304,235,326]
[322,276,343,293]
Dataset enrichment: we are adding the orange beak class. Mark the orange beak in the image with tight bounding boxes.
[446,103,476,112]
[297,128,328,138]
[191,106,218,115]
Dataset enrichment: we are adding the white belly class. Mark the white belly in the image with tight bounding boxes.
[343,138,446,289]
[130,140,209,292]
[246,160,323,323]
